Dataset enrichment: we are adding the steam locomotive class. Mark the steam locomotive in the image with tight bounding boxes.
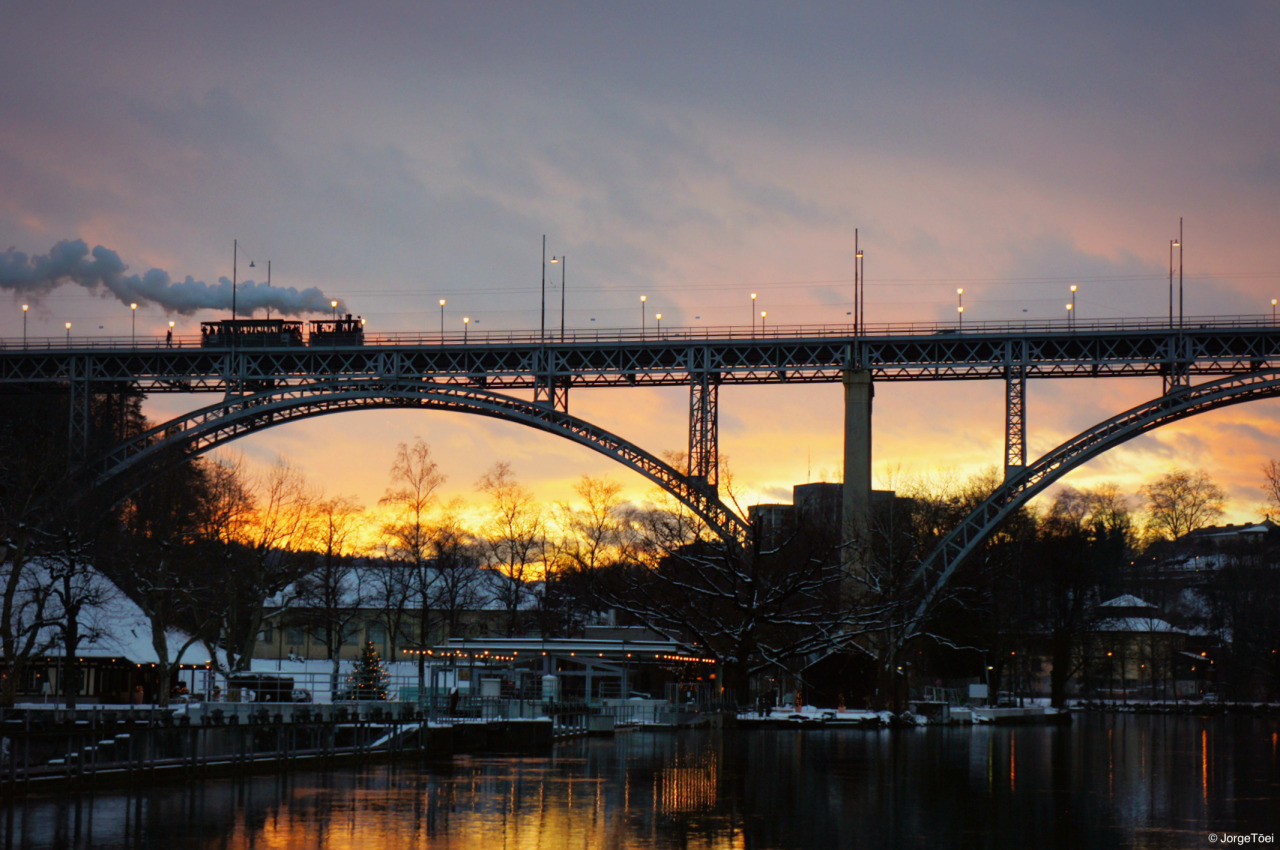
[199,315,365,347]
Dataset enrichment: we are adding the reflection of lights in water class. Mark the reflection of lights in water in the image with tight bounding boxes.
[1009,732,1015,794]
[659,748,718,813]
[1202,727,1210,806]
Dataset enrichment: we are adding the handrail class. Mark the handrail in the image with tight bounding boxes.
[2,314,1274,351]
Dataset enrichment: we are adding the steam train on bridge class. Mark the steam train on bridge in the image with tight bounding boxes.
[199,315,365,347]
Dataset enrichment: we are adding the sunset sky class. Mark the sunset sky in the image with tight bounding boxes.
[3,2,1280,526]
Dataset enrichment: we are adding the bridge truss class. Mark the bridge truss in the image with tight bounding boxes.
[2,318,1278,547]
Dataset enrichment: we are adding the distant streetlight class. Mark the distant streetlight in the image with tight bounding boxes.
[1272,299,1277,324]
[1070,285,1077,328]
[957,288,965,331]
[1169,236,1179,329]
[22,304,28,348]
[640,295,647,337]
[550,255,566,342]
[439,299,446,336]
[751,292,758,334]
[65,321,71,344]
[130,302,137,345]
[168,320,176,348]
[855,244,865,335]
[463,316,470,343]
[760,310,767,334]
[331,299,339,321]
[1177,218,1184,329]
[1066,303,1074,329]
[656,312,663,335]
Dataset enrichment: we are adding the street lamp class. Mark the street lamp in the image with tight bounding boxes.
[760,310,767,334]
[1066,303,1074,329]
[463,316,470,343]
[130,302,137,345]
[1177,217,1184,329]
[1272,299,1277,324]
[1070,285,1077,328]
[1169,236,1180,329]
[957,288,965,331]
[65,321,71,344]
[439,299,446,336]
[168,320,175,348]
[22,304,28,348]
[751,292,758,334]
[550,255,566,342]
[640,295,647,337]
[331,299,339,321]
[656,312,662,336]
[855,246,865,335]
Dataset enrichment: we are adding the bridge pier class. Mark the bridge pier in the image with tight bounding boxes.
[1004,366,1026,480]
[841,369,873,568]
[688,375,718,487]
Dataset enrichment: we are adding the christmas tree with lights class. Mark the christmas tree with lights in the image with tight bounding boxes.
[348,641,390,700]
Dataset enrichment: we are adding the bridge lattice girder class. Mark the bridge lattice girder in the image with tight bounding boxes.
[904,369,1280,646]
[5,323,1278,392]
[92,380,749,544]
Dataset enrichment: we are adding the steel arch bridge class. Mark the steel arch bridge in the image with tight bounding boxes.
[91,379,751,543]
[901,369,1280,646]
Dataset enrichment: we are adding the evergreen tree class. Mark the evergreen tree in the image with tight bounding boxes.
[348,641,390,700]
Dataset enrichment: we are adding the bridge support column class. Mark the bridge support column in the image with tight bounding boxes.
[842,369,873,565]
[1004,366,1026,480]
[67,360,90,469]
[688,375,719,488]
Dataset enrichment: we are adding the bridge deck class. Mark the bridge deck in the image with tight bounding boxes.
[2,317,1277,392]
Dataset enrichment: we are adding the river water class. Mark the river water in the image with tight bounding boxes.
[5,713,1279,849]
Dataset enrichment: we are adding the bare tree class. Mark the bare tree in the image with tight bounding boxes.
[430,500,482,641]
[547,476,634,633]
[476,462,544,635]
[377,438,446,690]
[1260,460,1280,519]
[1140,468,1226,543]
[292,495,366,688]
[198,458,320,676]
[95,457,226,707]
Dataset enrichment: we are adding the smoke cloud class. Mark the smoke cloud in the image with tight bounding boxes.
[0,239,344,316]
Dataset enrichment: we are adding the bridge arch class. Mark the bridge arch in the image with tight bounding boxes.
[905,370,1280,640]
[92,380,749,542]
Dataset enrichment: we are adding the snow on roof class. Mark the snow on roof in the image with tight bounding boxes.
[1094,616,1182,634]
[1098,594,1156,609]
[21,561,202,666]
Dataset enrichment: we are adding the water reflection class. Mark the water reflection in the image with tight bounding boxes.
[4,714,1279,849]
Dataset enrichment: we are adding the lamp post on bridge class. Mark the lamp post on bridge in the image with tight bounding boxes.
[656,312,662,336]
[130,302,137,345]
[463,316,470,343]
[855,245,865,335]
[1066,302,1073,329]
[65,321,71,345]
[550,255,566,342]
[1070,285,1077,329]
[751,292,758,335]
[640,295,647,337]
[22,304,28,348]
[760,310,767,335]
[1177,218,1184,329]
[957,288,964,331]
[331,300,339,321]
[1271,299,1276,324]
[439,299,446,336]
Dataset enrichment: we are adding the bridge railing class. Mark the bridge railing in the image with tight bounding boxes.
[2,314,1274,351]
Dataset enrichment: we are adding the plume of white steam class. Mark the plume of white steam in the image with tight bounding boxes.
[0,239,344,316]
